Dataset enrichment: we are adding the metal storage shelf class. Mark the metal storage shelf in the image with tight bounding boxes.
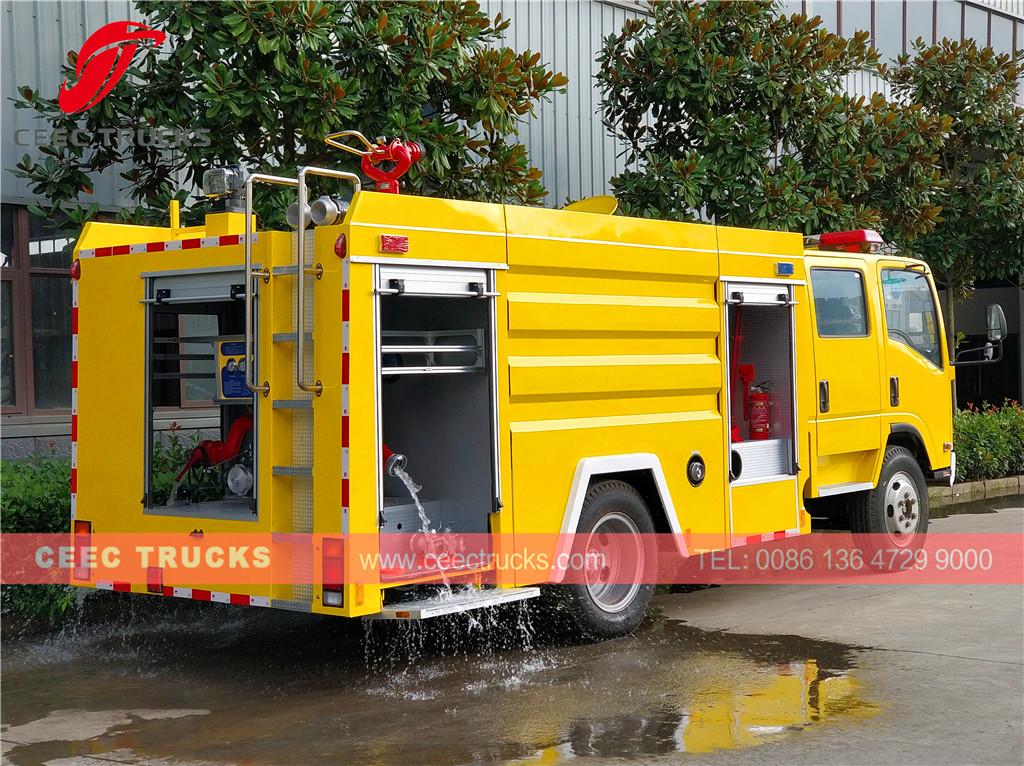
[380,329,484,376]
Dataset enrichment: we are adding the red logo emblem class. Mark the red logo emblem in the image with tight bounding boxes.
[58,21,166,114]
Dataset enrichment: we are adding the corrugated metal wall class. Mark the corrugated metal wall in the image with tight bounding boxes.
[971,0,1024,19]
[479,0,647,205]
[1,1,1018,211]
[1,0,646,211]
[1,0,139,208]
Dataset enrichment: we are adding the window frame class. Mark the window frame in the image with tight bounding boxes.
[809,266,872,339]
[1,204,75,415]
[879,266,945,371]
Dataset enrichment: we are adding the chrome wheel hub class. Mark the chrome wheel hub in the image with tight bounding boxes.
[584,511,643,613]
[883,471,920,545]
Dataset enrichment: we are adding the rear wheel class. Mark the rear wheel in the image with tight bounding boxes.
[849,445,929,555]
[553,480,655,640]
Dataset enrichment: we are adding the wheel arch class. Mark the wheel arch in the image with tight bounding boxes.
[887,423,931,473]
[551,453,687,583]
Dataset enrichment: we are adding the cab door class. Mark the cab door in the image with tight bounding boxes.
[875,263,952,465]
[806,259,883,491]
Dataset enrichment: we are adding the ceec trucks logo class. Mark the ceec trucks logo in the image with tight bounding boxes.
[58,21,165,114]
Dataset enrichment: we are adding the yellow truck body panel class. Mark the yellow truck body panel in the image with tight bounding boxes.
[70,190,953,618]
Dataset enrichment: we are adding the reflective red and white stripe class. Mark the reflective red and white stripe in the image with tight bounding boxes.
[77,233,254,259]
[95,581,270,607]
[70,280,79,520]
[71,233,251,513]
[733,528,803,547]
[341,255,351,534]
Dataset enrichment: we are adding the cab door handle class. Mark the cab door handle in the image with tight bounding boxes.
[819,380,830,413]
[890,376,900,406]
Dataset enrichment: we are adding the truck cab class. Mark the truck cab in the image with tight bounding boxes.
[802,229,1004,544]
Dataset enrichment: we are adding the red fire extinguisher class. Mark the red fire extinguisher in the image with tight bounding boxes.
[749,385,771,440]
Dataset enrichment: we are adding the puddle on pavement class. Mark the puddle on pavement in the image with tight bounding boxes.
[1,599,878,765]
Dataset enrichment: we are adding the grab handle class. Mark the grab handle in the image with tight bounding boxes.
[244,173,299,395]
[296,166,362,395]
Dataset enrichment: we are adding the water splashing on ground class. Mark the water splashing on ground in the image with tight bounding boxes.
[1,597,877,766]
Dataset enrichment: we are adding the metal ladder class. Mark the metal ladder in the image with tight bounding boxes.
[243,170,360,609]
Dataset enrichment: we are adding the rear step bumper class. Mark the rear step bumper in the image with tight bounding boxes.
[369,586,541,620]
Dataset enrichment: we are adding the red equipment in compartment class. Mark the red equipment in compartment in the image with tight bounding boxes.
[731,307,772,442]
[748,386,771,440]
[176,414,253,481]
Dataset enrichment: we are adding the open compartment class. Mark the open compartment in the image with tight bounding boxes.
[143,269,258,520]
[726,284,797,483]
[377,267,498,540]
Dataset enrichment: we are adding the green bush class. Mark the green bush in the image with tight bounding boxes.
[1,453,71,533]
[953,402,1024,483]
[0,435,207,626]
[1,453,73,625]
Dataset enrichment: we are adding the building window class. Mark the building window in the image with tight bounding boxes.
[1,204,76,414]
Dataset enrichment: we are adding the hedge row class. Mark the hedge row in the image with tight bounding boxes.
[952,401,1024,483]
[1,454,73,624]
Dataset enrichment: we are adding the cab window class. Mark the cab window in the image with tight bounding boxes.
[880,269,942,367]
[810,268,869,337]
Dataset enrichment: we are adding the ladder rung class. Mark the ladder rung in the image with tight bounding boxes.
[273,332,313,343]
[273,399,312,409]
[272,265,299,276]
[272,465,312,477]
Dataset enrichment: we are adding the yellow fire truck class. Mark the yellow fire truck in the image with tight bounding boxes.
[69,133,1006,637]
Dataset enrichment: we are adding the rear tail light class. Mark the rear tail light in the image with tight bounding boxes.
[73,520,91,581]
[69,259,81,280]
[146,567,163,594]
[322,538,344,608]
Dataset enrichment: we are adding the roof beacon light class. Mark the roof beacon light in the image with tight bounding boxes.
[812,229,885,254]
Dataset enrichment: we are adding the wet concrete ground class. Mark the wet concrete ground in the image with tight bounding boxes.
[2,500,1021,766]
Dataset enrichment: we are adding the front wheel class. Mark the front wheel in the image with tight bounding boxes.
[849,445,929,554]
[561,480,656,640]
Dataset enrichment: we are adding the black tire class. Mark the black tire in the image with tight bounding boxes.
[547,480,655,641]
[849,445,929,556]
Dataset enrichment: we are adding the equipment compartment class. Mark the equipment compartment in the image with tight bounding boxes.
[726,287,797,483]
[378,292,497,536]
[143,269,258,520]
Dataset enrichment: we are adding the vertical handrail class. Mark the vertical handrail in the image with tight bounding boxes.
[296,166,361,395]
[244,173,298,395]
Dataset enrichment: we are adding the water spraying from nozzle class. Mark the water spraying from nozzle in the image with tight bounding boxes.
[383,444,432,534]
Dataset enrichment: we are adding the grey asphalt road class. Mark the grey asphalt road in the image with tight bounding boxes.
[654,503,1024,766]
[1,501,1021,766]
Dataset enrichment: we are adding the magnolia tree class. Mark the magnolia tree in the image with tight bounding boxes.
[15,0,567,229]
[598,0,1024,358]
[884,39,1024,348]
[596,0,950,244]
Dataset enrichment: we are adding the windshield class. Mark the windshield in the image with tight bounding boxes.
[880,269,942,368]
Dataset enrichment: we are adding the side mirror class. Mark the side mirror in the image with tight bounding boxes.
[986,304,1007,342]
[955,304,1007,367]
